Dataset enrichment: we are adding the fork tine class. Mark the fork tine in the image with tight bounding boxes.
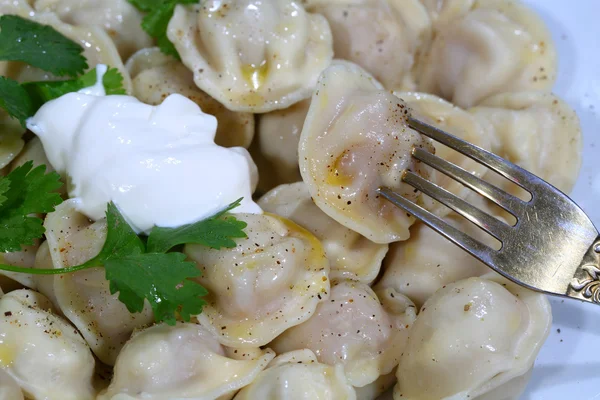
[378,187,498,266]
[408,116,538,191]
[412,147,527,216]
[402,171,511,241]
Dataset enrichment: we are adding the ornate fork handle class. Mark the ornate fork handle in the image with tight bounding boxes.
[568,238,600,303]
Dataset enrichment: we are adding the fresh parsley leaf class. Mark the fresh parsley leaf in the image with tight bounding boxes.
[0,162,63,252]
[0,177,9,206]
[0,15,87,77]
[23,67,126,113]
[146,198,247,253]
[128,0,197,58]
[0,76,34,126]
[105,252,207,325]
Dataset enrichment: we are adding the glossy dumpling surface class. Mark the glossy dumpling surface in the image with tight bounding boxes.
[98,322,275,400]
[0,369,24,400]
[167,0,333,112]
[0,290,96,400]
[234,349,356,400]
[127,47,255,149]
[470,91,582,194]
[259,182,388,284]
[185,213,330,348]
[304,0,430,90]
[394,275,552,400]
[298,61,433,243]
[416,0,556,108]
[272,280,416,387]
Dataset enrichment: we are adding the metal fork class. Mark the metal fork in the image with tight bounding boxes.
[378,116,600,304]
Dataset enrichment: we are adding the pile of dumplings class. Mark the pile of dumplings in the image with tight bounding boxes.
[0,0,582,399]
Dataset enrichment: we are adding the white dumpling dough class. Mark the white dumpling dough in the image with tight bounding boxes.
[234,349,357,400]
[33,0,152,59]
[419,0,474,26]
[0,109,24,170]
[167,0,333,112]
[98,322,275,400]
[303,0,431,90]
[184,213,330,348]
[34,200,154,365]
[0,289,96,400]
[272,280,416,387]
[394,274,552,400]
[299,61,434,244]
[470,91,582,195]
[259,182,388,284]
[416,0,556,108]
[126,47,255,149]
[0,368,24,400]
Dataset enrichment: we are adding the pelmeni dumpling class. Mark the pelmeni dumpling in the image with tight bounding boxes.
[394,92,491,215]
[0,110,24,170]
[394,274,552,400]
[416,0,556,108]
[0,289,96,400]
[374,217,491,308]
[259,182,388,284]
[99,322,275,400]
[167,0,333,112]
[251,99,310,193]
[0,369,24,400]
[127,48,255,149]
[0,244,38,291]
[419,0,474,26]
[298,62,434,244]
[234,349,356,400]
[470,91,582,194]
[272,280,417,387]
[33,0,152,59]
[0,1,132,92]
[184,213,330,348]
[34,200,154,365]
[354,370,397,400]
[303,0,430,90]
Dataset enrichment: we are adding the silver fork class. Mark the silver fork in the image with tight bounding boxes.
[378,116,600,304]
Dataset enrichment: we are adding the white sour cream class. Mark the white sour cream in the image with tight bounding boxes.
[26,66,261,234]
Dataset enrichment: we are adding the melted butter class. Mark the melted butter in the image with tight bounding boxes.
[0,341,15,367]
[241,61,269,90]
[326,152,354,187]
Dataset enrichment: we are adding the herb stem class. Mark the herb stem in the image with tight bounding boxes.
[0,263,93,275]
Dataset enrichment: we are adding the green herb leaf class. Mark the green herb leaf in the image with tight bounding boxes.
[0,177,9,206]
[23,67,126,115]
[105,252,207,325]
[0,15,87,77]
[0,162,63,252]
[146,198,247,253]
[0,76,35,126]
[127,0,164,12]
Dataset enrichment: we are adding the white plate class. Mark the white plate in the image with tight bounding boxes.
[520,0,600,398]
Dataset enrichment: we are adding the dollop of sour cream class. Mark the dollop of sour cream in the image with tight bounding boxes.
[27,66,261,233]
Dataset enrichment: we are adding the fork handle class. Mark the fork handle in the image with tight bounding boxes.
[568,237,600,303]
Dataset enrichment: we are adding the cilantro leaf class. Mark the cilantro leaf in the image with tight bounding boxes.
[0,15,87,77]
[129,0,197,58]
[0,162,63,252]
[0,76,35,126]
[105,253,207,325]
[146,198,247,253]
[23,67,126,114]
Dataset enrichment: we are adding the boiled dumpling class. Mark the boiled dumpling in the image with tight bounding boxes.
[271,280,416,387]
[184,213,330,348]
[0,289,96,400]
[34,200,154,365]
[98,322,275,400]
[354,370,397,400]
[167,0,333,112]
[419,0,474,26]
[251,99,310,193]
[298,61,433,244]
[33,0,152,59]
[374,217,491,308]
[0,109,24,170]
[394,92,491,215]
[259,182,388,284]
[470,91,582,194]
[127,47,255,149]
[0,369,24,400]
[303,0,431,90]
[416,0,556,108]
[234,349,356,400]
[0,0,132,92]
[394,274,552,400]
